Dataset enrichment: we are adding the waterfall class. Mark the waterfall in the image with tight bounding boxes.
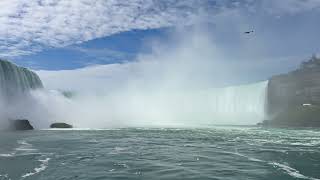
[0,60,43,101]
[31,80,268,127]
[0,59,268,128]
[72,80,268,127]
[149,81,269,125]
[204,81,268,124]
[0,60,43,128]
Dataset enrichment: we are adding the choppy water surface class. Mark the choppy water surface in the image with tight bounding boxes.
[0,126,320,180]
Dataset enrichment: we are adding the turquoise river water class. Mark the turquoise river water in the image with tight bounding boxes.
[0,126,320,180]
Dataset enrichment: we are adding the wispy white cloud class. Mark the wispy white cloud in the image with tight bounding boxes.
[0,0,214,57]
[259,0,320,15]
[1,0,319,58]
[67,46,134,65]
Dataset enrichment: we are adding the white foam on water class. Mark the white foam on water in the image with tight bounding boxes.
[0,139,38,158]
[4,141,54,179]
[0,153,15,157]
[14,148,38,152]
[10,139,52,179]
[21,157,50,178]
[17,140,31,146]
[42,128,113,131]
[0,140,37,159]
[15,140,38,153]
[226,149,320,180]
[269,162,320,180]
[224,150,265,163]
[109,147,131,155]
[0,174,10,180]
[290,141,320,147]
[257,148,288,154]
[88,139,99,143]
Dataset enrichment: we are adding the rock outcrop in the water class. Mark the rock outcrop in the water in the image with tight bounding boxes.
[50,123,73,128]
[266,55,320,127]
[10,119,34,130]
[0,60,43,100]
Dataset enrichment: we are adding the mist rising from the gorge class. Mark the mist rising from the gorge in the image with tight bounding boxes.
[10,29,263,129]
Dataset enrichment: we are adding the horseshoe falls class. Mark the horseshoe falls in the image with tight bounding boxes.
[203,81,268,125]
[46,81,269,128]
[158,81,269,126]
[0,59,268,128]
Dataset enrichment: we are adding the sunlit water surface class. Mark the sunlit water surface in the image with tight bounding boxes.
[0,126,320,180]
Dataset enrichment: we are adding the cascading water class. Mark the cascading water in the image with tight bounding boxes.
[0,60,43,100]
[39,81,268,128]
[136,81,269,126]
[0,59,269,128]
[204,81,268,125]
[0,60,43,128]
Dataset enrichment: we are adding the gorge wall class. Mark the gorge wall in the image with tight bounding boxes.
[266,55,320,126]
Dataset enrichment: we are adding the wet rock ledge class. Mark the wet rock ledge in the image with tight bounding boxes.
[9,119,34,130]
[50,123,73,128]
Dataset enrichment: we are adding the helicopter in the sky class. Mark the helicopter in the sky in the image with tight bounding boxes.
[244,30,254,34]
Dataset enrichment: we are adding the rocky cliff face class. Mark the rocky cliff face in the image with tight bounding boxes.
[267,55,320,118]
[9,119,34,130]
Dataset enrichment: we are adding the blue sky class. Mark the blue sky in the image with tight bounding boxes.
[12,28,172,70]
[0,0,320,86]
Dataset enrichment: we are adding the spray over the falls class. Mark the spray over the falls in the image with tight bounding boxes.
[1,30,270,129]
[27,80,268,128]
[34,30,269,128]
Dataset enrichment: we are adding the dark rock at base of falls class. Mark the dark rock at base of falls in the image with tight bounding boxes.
[50,123,73,128]
[259,105,320,127]
[9,119,34,130]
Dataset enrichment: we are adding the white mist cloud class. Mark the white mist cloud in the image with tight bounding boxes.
[260,0,320,15]
[0,90,71,129]
[37,30,228,92]
[31,29,268,128]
